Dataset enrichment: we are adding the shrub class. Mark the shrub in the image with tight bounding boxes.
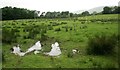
[87,34,117,55]
[25,24,47,39]
[2,28,19,44]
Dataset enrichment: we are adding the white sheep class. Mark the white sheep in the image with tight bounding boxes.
[72,49,79,54]
[25,41,42,54]
[11,46,25,56]
[45,42,61,56]
[72,49,77,54]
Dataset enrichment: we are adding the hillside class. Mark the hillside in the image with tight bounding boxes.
[2,14,118,68]
[73,6,117,14]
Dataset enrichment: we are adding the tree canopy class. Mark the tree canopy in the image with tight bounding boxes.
[2,6,39,20]
[102,6,120,14]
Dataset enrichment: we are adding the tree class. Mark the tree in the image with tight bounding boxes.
[61,11,70,18]
[102,6,112,14]
[1,6,39,20]
[113,6,120,14]
[40,12,45,18]
[81,11,90,16]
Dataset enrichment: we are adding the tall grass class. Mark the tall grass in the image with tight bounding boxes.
[87,34,118,55]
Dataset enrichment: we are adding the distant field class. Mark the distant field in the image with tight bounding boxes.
[2,14,119,68]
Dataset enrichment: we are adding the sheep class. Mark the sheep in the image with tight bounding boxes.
[44,42,61,56]
[72,49,79,54]
[72,49,77,54]
[25,41,42,54]
[10,45,25,56]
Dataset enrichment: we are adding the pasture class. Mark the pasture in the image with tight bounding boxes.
[2,14,119,68]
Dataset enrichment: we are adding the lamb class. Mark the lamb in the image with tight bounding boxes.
[72,49,77,54]
[25,41,42,54]
[72,49,79,54]
[11,45,25,56]
[44,42,61,56]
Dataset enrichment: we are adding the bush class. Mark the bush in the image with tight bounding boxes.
[2,28,19,44]
[87,34,117,55]
[25,24,47,39]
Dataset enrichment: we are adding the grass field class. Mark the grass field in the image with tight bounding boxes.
[2,14,119,68]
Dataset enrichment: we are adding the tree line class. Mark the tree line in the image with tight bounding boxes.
[1,6,39,20]
[1,6,120,20]
[102,6,120,14]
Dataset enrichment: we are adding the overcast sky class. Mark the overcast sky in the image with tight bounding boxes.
[0,0,119,12]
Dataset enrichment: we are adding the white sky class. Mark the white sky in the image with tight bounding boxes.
[0,0,119,12]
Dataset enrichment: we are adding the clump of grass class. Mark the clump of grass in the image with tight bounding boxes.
[48,25,53,30]
[55,28,61,32]
[92,61,102,68]
[65,27,68,32]
[87,34,118,55]
[40,33,48,41]
[67,51,74,58]
[61,22,67,24]
[2,28,19,44]
[70,27,72,31]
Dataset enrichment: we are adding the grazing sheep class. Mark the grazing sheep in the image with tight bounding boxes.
[55,42,59,47]
[25,41,42,54]
[72,49,79,54]
[18,52,26,56]
[11,45,25,56]
[44,42,61,56]
[72,49,77,54]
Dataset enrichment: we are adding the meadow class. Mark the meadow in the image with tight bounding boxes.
[2,14,119,68]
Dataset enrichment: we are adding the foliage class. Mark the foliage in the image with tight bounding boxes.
[47,25,53,30]
[81,11,90,16]
[61,22,67,24]
[2,28,19,44]
[87,34,118,55]
[67,51,74,58]
[2,14,118,68]
[2,6,39,20]
[102,6,120,14]
[1,6,120,20]
[55,28,61,32]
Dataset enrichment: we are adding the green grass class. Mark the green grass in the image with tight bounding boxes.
[2,14,118,68]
